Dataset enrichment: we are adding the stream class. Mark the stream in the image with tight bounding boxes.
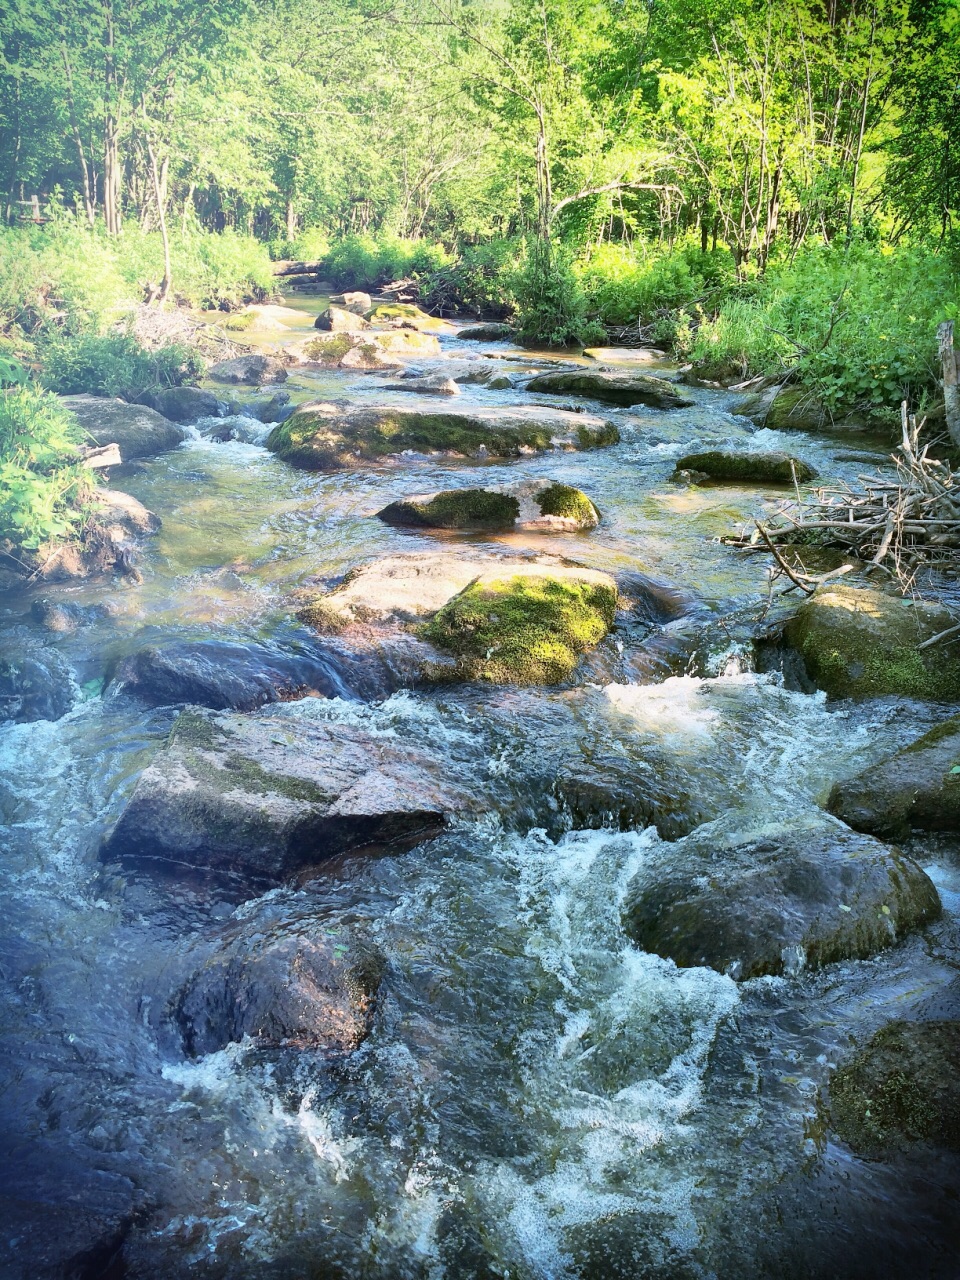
[1,303,959,1279]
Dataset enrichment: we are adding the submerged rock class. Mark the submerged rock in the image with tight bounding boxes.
[314,304,370,332]
[784,584,960,699]
[829,1019,960,1156]
[674,449,817,484]
[208,354,288,385]
[621,819,939,980]
[61,394,185,459]
[828,716,960,837]
[138,386,224,424]
[0,641,75,723]
[112,638,380,710]
[524,369,694,409]
[102,705,477,881]
[238,390,291,423]
[174,905,386,1056]
[267,401,619,469]
[457,322,515,340]
[376,481,599,532]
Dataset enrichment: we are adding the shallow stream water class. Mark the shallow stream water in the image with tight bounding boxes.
[1,309,959,1278]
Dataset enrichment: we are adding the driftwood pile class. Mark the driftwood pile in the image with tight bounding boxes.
[723,402,960,595]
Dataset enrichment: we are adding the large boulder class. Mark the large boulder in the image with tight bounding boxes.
[207,354,288,385]
[621,819,940,980]
[674,448,817,484]
[376,481,600,533]
[828,716,960,837]
[829,1019,960,1156]
[329,290,372,314]
[101,705,478,881]
[138,386,224,424]
[287,331,440,368]
[364,303,456,335]
[112,638,385,710]
[783,584,960,699]
[314,304,370,332]
[381,375,460,396]
[457,322,515,341]
[173,905,385,1057]
[523,369,694,409]
[267,401,619,469]
[60,394,186,460]
[0,641,75,723]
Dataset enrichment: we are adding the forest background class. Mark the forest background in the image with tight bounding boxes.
[0,0,959,546]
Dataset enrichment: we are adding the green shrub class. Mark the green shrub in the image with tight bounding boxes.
[513,239,603,348]
[0,385,96,548]
[321,233,452,289]
[420,238,521,316]
[40,333,203,399]
[576,238,734,328]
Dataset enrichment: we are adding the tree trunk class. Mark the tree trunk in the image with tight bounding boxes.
[142,109,171,303]
[286,196,297,241]
[940,321,960,451]
[103,3,122,235]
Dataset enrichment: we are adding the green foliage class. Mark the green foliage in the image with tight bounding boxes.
[420,239,522,317]
[576,238,734,327]
[513,240,603,348]
[0,385,95,548]
[40,333,203,399]
[321,233,452,289]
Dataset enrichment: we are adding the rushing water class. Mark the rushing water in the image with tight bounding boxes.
[1,315,959,1279]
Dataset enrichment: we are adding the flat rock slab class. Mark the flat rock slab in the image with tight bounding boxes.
[267,400,619,469]
[173,902,385,1056]
[675,448,817,484]
[382,375,460,396]
[208,354,288,385]
[287,330,440,369]
[524,369,694,409]
[61,394,186,460]
[583,347,667,362]
[622,819,940,980]
[376,481,599,532]
[102,706,478,882]
[112,638,389,710]
[457,323,515,340]
[829,716,960,837]
[784,584,960,699]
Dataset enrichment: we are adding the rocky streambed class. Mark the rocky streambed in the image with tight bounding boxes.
[1,302,959,1279]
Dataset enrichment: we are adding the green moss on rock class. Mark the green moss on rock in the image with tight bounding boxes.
[674,449,817,484]
[420,574,617,684]
[535,483,599,525]
[784,584,960,699]
[301,333,357,364]
[829,1019,960,1156]
[378,489,521,530]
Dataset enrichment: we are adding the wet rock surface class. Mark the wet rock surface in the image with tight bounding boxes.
[61,393,186,459]
[829,1019,960,1155]
[376,481,599,532]
[457,322,515,340]
[102,705,481,881]
[784,583,960,699]
[208,354,288,384]
[524,369,695,409]
[0,640,75,723]
[139,385,225,423]
[829,716,960,836]
[674,448,817,484]
[621,820,940,979]
[267,400,619,468]
[173,903,386,1056]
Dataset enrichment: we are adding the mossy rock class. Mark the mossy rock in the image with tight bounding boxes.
[534,482,600,527]
[829,1019,960,1156]
[784,584,960,700]
[828,715,960,837]
[419,572,617,684]
[267,402,619,469]
[378,489,521,530]
[365,304,454,335]
[524,369,694,409]
[297,333,362,365]
[674,448,817,484]
[458,322,515,341]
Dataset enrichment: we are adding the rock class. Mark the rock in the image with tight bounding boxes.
[267,401,619,469]
[339,342,405,371]
[314,304,370,332]
[523,370,695,409]
[31,598,119,633]
[138,386,224,423]
[673,449,818,484]
[487,373,512,390]
[112,638,383,710]
[0,641,75,723]
[60,394,186,460]
[287,331,439,368]
[372,329,443,357]
[376,481,600,533]
[784,584,960,699]
[173,905,386,1056]
[382,375,461,396]
[102,705,478,882]
[329,290,372,314]
[734,385,867,433]
[76,488,161,581]
[365,303,456,335]
[207,354,288,385]
[457,322,515,340]
[582,347,667,362]
[829,1020,960,1155]
[621,819,940,981]
[828,717,960,837]
[238,390,291,423]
